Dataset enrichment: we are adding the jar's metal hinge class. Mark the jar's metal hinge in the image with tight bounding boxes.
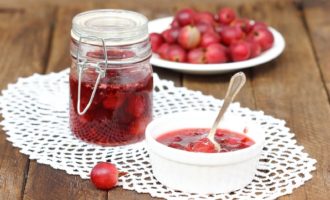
[76,36,107,115]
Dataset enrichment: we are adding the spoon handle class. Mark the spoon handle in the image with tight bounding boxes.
[207,72,246,148]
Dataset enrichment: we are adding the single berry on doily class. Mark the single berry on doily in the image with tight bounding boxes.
[90,162,119,190]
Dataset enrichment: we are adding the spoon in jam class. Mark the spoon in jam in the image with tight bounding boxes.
[207,72,246,152]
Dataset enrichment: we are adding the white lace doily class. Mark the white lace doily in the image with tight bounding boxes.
[0,69,316,199]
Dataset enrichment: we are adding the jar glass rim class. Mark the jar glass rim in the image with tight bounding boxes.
[72,9,149,46]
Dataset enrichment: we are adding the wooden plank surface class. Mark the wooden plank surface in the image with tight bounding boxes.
[303,2,330,96]
[0,0,265,7]
[0,0,328,199]
[0,5,53,200]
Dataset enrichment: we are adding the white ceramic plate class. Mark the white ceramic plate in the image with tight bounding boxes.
[148,17,285,74]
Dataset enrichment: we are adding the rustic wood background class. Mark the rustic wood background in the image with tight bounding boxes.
[0,0,329,199]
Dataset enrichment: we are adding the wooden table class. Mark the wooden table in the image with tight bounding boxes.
[0,0,329,199]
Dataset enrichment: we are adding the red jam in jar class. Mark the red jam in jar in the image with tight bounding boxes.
[157,128,255,153]
[69,10,152,146]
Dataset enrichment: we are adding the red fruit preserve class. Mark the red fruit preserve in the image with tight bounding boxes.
[69,10,152,146]
[157,128,254,153]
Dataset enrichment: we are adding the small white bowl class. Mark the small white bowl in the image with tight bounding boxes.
[145,111,265,194]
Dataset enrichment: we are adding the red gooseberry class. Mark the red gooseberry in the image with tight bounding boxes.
[90,162,119,190]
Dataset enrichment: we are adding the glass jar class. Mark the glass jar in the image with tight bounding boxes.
[69,9,153,146]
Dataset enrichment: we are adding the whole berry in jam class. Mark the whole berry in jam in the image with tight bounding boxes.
[127,94,147,118]
[187,138,217,153]
[102,93,125,110]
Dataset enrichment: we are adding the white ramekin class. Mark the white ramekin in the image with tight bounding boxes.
[145,111,265,194]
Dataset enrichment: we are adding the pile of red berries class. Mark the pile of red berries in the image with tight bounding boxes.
[150,8,274,64]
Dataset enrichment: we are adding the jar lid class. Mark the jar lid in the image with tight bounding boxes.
[71,9,149,45]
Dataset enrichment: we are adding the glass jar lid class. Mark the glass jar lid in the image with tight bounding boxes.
[71,9,149,45]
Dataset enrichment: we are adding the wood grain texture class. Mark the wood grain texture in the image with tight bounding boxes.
[301,0,330,8]
[0,5,53,200]
[23,163,106,200]
[107,187,157,200]
[0,0,265,8]
[46,4,94,72]
[240,1,330,199]
[303,3,330,97]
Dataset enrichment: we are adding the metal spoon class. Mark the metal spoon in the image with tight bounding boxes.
[207,72,246,152]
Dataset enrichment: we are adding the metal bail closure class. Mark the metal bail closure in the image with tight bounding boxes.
[76,36,108,115]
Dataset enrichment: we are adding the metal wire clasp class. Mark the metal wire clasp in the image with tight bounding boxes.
[76,36,108,115]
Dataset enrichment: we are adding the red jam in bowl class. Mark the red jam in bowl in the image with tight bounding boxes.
[156,128,255,153]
